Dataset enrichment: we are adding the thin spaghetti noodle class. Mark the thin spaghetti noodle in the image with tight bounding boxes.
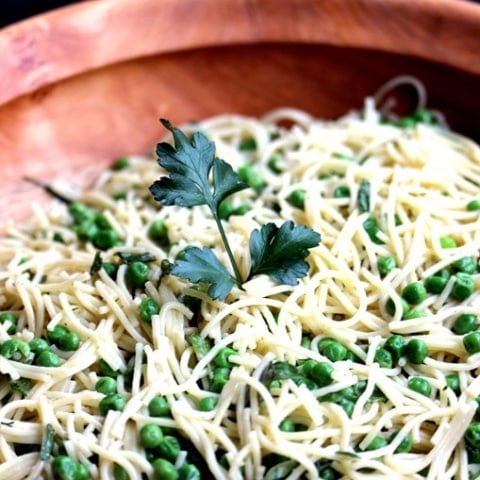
[0,81,479,479]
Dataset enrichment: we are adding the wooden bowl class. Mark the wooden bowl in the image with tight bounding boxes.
[2,0,480,226]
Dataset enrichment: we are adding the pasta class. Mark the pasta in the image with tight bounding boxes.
[0,81,480,480]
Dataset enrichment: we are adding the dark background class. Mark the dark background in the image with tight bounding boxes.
[0,1,80,28]
[2,0,480,28]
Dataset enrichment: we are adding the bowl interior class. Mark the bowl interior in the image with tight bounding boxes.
[1,0,480,226]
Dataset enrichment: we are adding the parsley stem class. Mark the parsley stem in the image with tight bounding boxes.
[213,214,243,286]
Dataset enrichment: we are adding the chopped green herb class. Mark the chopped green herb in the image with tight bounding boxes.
[116,252,156,264]
[356,179,371,213]
[40,424,55,461]
[90,251,104,275]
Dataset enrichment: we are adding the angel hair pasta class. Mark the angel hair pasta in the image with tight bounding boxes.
[1,80,480,480]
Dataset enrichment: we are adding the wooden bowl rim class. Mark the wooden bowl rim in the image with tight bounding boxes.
[1,0,480,107]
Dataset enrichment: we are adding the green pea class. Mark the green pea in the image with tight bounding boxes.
[397,116,417,128]
[445,374,460,394]
[111,157,130,170]
[268,379,282,390]
[424,275,448,294]
[68,202,94,224]
[317,465,338,480]
[102,262,118,279]
[113,464,129,480]
[453,256,477,274]
[408,377,431,397]
[467,199,480,211]
[365,435,388,451]
[98,359,120,377]
[0,338,30,362]
[384,335,406,362]
[287,189,306,209]
[389,430,413,453]
[466,422,480,448]
[99,393,126,415]
[148,396,171,417]
[139,297,160,323]
[402,282,427,305]
[333,185,350,198]
[310,362,334,386]
[156,435,181,462]
[450,273,475,301]
[452,314,478,335]
[337,398,355,417]
[58,332,80,352]
[440,236,457,249]
[198,396,218,411]
[317,337,336,349]
[300,336,311,350]
[139,424,163,449]
[322,342,348,362]
[75,219,99,241]
[374,347,393,368]
[95,377,117,395]
[362,215,384,244]
[300,359,318,378]
[52,455,79,480]
[126,261,149,288]
[320,340,347,362]
[152,458,178,480]
[232,204,251,216]
[148,219,169,245]
[35,350,61,367]
[377,256,396,277]
[29,337,50,354]
[210,367,231,393]
[267,153,283,173]
[94,212,111,230]
[279,418,295,432]
[413,108,434,124]
[178,463,201,480]
[463,331,480,354]
[112,192,127,201]
[238,163,265,191]
[1,339,30,361]
[218,200,234,220]
[404,339,429,364]
[93,228,120,250]
[75,464,89,480]
[47,325,69,344]
[213,347,238,368]
[0,312,17,334]
[385,296,410,317]
[403,309,425,320]
[239,137,257,151]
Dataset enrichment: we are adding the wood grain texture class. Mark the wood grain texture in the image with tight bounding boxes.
[1,0,480,105]
[0,0,480,226]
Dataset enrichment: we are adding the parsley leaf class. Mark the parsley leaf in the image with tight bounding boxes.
[248,221,320,285]
[150,119,248,285]
[149,120,321,301]
[171,246,237,300]
[150,119,248,211]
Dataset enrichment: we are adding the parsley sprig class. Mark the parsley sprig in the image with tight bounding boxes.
[150,119,321,300]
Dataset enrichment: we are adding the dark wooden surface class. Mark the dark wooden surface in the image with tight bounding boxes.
[1,0,480,226]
